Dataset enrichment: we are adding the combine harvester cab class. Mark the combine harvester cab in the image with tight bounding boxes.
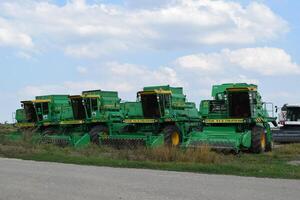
[104,85,201,148]
[7,101,39,141]
[16,99,41,128]
[12,90,124,148]
[273,104,300,143]
[13,95,75,144]
[69,90,124,145]
[24,95,85,146]
[185,83,277,153]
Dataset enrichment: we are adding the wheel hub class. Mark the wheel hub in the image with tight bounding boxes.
[171,132,180,146]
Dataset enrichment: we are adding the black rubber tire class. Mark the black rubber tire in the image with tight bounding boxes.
[265,140,273,152]
[89,125,108,145]
[163,125,182,147]
[42,128,56,136]
[250,126,266,153]
[122,125,136,133]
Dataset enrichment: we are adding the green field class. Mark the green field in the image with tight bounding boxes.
[0,124,299,179]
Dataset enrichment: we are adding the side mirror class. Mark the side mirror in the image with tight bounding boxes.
[275,106,278,113]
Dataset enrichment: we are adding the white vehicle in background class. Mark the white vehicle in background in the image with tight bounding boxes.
[273,104,300,143]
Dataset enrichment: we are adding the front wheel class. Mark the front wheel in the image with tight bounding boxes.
[163,125,182,147]
[265,140,273,152]
[89,125,108,145]
[250,126,266,153]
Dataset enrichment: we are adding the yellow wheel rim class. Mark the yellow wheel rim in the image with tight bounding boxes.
[261,133,266,150]
[171,132,180,146]
[102,132,109,139]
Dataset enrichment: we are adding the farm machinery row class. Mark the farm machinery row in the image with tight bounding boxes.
[3,83,277,153]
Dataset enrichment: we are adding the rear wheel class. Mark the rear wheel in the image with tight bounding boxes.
[265,140,273,152]
[163,125,182,147]
[250,126,266,153]
[89,125,108,145]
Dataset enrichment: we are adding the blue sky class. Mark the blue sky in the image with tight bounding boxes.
[0,0,300,122]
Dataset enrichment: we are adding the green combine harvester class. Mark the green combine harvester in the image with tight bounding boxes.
[184,83,277,153]
[69,90,124,145]
[8,83,276,153]
[101,85,201,148]
[13,95,74,142]
[14,90,124,147]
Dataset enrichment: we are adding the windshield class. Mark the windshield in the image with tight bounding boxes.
[140,94,161,118]
[84,97,98,118]
[35,102,49,121]
[23,102,37,122]
[286,107,300,121]
[228,92,251,118]
[70,97,86,120]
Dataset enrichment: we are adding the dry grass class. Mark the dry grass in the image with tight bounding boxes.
[0,138,223,164]
[275,143,300,155]
[113,146,223,164]
[1,140,300,179]
[0,124,17,135]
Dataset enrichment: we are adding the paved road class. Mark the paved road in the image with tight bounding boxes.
[0,158,299,200]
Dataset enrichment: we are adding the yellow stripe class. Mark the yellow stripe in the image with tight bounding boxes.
[32,99,51,103]
[82,95,100,98]
[139,89,172,95]
[16,122,35,128]
[69,95,81,99]
[172,102,185,107]
[70,95,100,98]
[59,120,84,125]
[102,105,119,109]
[124,119,158,123]
[91,119,107,123]
[43,122,51,126]
[204,119,245,123]
[227,87,257,92]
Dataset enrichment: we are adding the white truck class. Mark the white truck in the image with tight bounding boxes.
[273,104,300,143]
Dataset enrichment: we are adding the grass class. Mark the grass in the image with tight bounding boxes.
[0,133,299,179]
[0,123,17,134]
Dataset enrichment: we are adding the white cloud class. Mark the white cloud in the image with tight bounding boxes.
[225,47,300,75]
[0,17,33,48]
[16,45,299,107]
[196,2,288,45]
[0,0,288,57]
[106,62,181,84]
[124,0,176,9]
[18,46,299,103]
[174,53,223,73]
[18,61,183,101]
[19,81,103,99]
[175,47,300,76]
[217,75,259,85]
